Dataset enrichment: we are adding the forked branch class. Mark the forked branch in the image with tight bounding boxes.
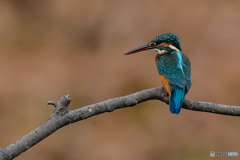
[0,87,240,160]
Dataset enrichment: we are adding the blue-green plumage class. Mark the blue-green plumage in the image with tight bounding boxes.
[155,47,191,114]
[125,32,191,114]
[151,33,182,51]
[155,50,191,93]
[170,87,185,114]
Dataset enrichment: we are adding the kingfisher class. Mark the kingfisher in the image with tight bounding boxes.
[125,33,191,114]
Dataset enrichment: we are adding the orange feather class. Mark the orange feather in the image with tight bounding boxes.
[159,74,171,95]
[155,54,171,95]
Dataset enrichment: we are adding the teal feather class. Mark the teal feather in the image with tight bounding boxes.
[169,87,185,114]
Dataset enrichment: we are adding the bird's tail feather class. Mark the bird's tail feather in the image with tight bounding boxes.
[169,87,185,114]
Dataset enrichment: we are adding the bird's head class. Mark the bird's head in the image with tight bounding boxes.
[125,33,182,55]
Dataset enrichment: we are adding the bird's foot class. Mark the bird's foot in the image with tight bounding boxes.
[165,90,169,97]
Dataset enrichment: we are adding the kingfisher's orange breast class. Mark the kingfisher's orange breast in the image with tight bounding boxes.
[155,54,171,95]
[159,74,171,95]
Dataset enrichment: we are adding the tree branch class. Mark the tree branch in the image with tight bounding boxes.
[0,86,240,159]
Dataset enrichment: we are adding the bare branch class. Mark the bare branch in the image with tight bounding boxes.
[0,87,240,159]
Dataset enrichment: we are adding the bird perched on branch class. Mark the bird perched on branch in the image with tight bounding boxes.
[125,33,191,114]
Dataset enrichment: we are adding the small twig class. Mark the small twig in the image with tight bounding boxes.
[48,94,71,119]
[47,101,56,106]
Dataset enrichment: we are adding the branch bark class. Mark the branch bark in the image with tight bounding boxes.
[0,86,240,159]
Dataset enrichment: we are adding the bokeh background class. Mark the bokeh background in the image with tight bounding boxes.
[0,0,240,160]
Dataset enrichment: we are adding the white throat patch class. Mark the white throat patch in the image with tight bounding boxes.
[153,49,167,55]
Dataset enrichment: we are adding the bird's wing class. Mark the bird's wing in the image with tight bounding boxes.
[156,51,186,89]
[182,53,191,91]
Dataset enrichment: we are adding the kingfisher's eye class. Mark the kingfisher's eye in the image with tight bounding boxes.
[149,41,160,46]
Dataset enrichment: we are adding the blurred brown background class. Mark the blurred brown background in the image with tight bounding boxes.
[0,0,240,160]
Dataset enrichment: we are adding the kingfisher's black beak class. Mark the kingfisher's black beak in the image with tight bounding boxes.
[124,43,152,55]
